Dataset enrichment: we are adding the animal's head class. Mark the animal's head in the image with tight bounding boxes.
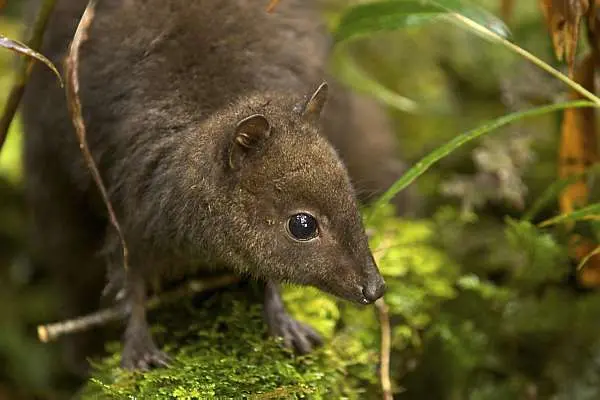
[219,82,385,305]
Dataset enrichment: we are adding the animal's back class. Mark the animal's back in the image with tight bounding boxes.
[80,0,327,112]
[24,0,328,184]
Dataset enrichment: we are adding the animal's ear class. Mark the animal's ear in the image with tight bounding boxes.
[299,82,328,122]
[228,114,271,169]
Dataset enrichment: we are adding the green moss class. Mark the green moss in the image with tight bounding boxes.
[81,288,377,399]
[81,209,457,399]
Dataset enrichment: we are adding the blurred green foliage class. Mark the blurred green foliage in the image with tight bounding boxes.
[2,0,600,399]
[0,18,22,184]
[0,15,65,400]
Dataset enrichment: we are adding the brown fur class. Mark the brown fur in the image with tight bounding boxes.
[21,0,401,370]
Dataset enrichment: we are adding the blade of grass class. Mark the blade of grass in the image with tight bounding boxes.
[578,245,600,271]
[367,101,597,221]
[445,12,600,106]
[538,203,600,227]
[523,164,600,222]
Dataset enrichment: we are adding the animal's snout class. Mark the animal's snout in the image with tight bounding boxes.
[360,273,386,304]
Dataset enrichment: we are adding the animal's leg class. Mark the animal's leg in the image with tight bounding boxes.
[262,281,322,354]
[121,272,170,370]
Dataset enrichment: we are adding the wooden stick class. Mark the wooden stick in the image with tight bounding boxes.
[38,303,129,343]
[37,275,240,343]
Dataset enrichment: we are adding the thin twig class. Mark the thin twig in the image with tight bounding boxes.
[376,298,393,400]
[0,0,58,153]
[37,275,240,342]
[38,303,129,343]
[266,0,281,13]
[65,0,129,271]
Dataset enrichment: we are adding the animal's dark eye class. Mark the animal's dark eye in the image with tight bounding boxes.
[287,213,319,241]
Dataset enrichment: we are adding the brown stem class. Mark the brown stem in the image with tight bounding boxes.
[0,0,58,153]
[37,275,240,342]
[65,0,130,271]
[500,0,514,25]
[376,298,393,400]
[265,0,281,13]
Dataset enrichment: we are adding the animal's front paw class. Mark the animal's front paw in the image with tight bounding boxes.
[265,309,323,355]
[121,330,171,371]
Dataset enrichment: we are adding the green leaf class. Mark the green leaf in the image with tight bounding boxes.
[334,1,442,43]
[367,101,597,221]
[539,203,600,228]
[0,35,62,85]
[333,0,509,43]
[331,48,419,113]
[334,0,600,106]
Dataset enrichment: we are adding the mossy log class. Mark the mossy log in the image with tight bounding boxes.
[80,284,381,399]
